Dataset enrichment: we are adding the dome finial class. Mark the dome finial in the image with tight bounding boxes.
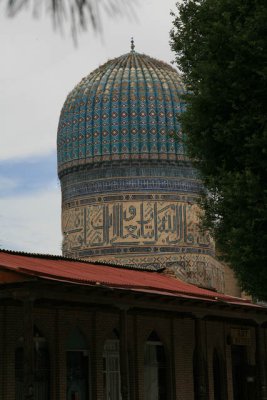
[130,37,135,52]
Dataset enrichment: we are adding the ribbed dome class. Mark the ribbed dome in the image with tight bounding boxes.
[57,51,187,175]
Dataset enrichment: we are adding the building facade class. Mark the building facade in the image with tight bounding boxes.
[0,250,267,400]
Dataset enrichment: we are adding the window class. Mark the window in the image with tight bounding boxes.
[34,327,50,400]
[103,331,121,400]
[15,326,50,400]
[144,332,167,400]
[66,329,89,400]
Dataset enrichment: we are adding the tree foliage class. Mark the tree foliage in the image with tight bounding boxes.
[171,0,267,299]
[5,0,135,38]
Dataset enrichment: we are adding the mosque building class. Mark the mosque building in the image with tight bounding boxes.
[0,43,267,400]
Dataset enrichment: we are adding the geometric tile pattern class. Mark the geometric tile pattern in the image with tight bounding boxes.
[91,253,225,293]
[62,176,202,201]
[57,51,187,175]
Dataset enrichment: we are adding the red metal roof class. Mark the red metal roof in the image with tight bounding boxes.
[0,250,259,307]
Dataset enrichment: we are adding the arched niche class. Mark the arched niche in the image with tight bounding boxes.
[103,329,121,400]
[66,328,89,400]
[144,331,167,400]
[193,348,198,400]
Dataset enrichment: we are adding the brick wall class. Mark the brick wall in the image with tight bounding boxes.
[0,302,265,400]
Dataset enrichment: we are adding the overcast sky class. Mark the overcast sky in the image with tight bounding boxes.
[0,0,178,255]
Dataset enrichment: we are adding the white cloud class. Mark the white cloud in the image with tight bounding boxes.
[0,175,18,191]
[0,187,62,254]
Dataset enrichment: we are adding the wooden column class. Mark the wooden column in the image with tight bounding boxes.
[170,318,176,400]
[256,325,267,400]
[1,306,7,400]
[54,308,60,400]
[134,315,140,400]
[195,317,209,400]
[91,311,98,400]
[120,308,129,400]
[23,299,34,400]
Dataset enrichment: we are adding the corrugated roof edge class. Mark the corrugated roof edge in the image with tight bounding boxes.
[0,249,164,272]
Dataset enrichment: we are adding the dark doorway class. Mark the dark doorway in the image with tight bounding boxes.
[232,344,258,400]
[66,329,89,400]
[66,351,89,400]
[231,345,247,400]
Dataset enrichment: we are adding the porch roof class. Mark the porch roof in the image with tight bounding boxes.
[0,249,262,309]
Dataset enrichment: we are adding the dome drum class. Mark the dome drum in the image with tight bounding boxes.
[60,162,202,202]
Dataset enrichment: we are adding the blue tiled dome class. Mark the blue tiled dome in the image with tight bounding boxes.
[57,51,187,175]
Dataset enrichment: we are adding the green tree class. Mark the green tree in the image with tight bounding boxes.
[170,0,267,299]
